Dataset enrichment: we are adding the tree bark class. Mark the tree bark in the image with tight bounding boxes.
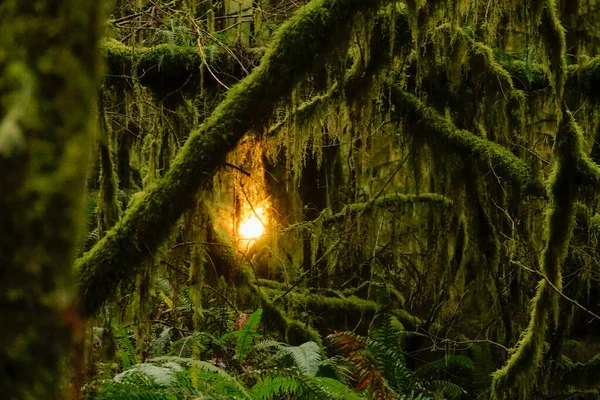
[0,1,104,398]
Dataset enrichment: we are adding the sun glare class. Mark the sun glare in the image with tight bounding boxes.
[238,206,266,240]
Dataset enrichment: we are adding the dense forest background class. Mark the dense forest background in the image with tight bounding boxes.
[2,0,600,399]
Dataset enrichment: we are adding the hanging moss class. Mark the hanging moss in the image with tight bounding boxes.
[388,87,545,197]
[77,0,397,317]
[539,0,567,100]
[325,193,453,226]
[97,96,122,235]
[491,110,582,399]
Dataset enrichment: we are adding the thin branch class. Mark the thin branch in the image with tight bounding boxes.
[513,260,600,321]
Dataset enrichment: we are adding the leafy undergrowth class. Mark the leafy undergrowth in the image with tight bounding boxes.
[87,309,468,400]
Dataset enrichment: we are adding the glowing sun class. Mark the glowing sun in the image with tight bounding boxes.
[238,206,267,240]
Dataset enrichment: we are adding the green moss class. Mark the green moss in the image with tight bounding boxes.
[102,39,236,97]
[389,87,545,196]
[77,0,395,317]
[491,110,581,399]
[254,285,322,346]
[97,96,122,235]
[257,279,283,290]
[0,1,105,398]
[394,309,421,331]
[452,214,468,276]
[343,281,405,308]
[288,193,453,230]
[500,59,550,91]
[262,288,410,334]
[561,354,600,388]
[567,57,600,104]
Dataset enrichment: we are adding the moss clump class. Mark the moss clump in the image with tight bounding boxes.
[567,57,600,104]
[321,193,453,226]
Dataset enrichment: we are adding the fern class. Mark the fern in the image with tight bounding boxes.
[429,379,466,399]
[233,308,263,361]
[168,332,206,358]
[116,328,137,369]
[416,354,475,377]
[328,331,394,399]
[151,356,254,398]
[149,326,172,358]
[277,341,322,376]
[98,358,254,400]
[471,343,495,394]
[113,362,182,386]
[316,355,353,382]
[251,374,362,400]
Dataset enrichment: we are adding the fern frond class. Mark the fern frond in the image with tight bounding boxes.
[253,339,284,352]
[148,326,172,358]
[113,362,182,386]
[236,308,263,361]
[151,356,254,398]
[429,379,466,399]
[328,331,394,399]
[471,343,495,393]
[317,355,353,382]
[417,354,475,377]
[116,328,137,369]
[277,341,322,376]
[251,374,362,400]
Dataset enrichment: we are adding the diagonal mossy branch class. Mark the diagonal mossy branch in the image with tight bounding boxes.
[387,87,546,196]
[76,0,394,317]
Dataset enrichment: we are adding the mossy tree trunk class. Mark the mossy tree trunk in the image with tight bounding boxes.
[0,1,104,398]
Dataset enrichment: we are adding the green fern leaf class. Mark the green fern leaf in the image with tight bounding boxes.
[251,374,361,400]
[236,309,263,361]
[278,341,322,376]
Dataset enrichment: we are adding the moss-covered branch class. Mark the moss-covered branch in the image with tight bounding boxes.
[491,110,581,399]
[322,193,452,225]
[102,38,259,97]
[101,24,600,105]
[76,0,395,317]
[285,193,452,233]
[561,354,600,388]
[388,87,546,196]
